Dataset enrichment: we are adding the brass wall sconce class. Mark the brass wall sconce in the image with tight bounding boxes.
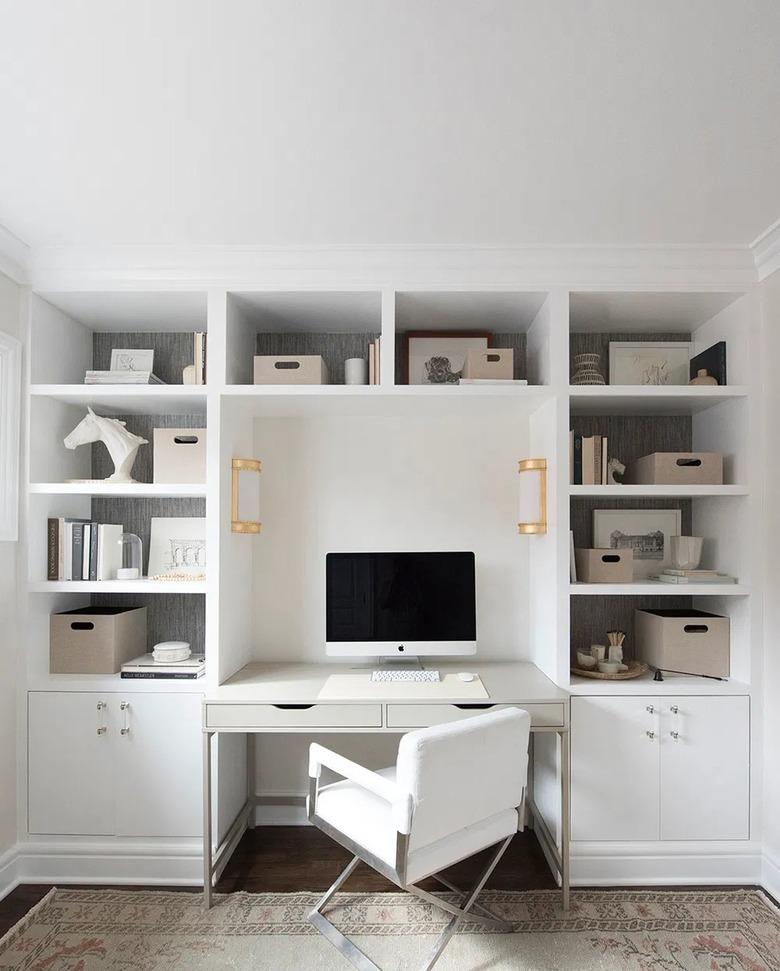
[517,458,547,535]
[231,458,262,533]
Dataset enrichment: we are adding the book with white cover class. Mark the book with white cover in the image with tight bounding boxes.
[121,653,205,679]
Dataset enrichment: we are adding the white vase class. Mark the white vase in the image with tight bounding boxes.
[344,358,368,385]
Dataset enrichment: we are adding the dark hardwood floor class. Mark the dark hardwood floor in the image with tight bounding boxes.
[0,826,555,936]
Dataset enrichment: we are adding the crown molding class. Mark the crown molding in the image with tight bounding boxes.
[751,217,780,282]
[28,242,758,290]
[0,223,30,285]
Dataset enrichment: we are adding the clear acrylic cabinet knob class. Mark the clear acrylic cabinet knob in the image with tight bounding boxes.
[116,533,143,580]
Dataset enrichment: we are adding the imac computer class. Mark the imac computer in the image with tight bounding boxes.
[326,552,476,679]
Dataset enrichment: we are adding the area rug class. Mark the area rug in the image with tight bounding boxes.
[1,888,779,970]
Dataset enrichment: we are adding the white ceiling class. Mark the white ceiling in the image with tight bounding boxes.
[1,0,779,250]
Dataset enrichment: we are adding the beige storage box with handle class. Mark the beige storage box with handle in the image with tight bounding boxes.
[462,348,513,380]
[625,452,723,485]
[635,608,729,678]
[254,355,329,385]
[575,548,633,582]
[50,606,147,675]
[153,428,207,484]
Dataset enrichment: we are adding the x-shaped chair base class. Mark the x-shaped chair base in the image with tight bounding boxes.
[308,836,514,971]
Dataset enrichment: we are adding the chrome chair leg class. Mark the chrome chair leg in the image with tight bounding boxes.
[309,856,381,971]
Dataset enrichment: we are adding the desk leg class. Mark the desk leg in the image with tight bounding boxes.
[203,730,214,909]
[560,730,571,912]
[246,732,256,830]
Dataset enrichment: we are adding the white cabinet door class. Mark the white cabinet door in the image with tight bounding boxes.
[660,696,750,841]
[28,692,114,835]
[571,696,660,841]
[114,694,203,838]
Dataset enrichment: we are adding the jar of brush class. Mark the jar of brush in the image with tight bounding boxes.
[606,630,628,671]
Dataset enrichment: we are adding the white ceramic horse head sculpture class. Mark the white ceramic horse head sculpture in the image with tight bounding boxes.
[63,407,148,483]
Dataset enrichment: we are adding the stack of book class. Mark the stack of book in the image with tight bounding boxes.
[85,370,164,384]
[47,518,124,581]
[193,332,207,384]
[570,431,609,485]
[368,337,381,384]
[121,653,205,680]
[649,569,738,584]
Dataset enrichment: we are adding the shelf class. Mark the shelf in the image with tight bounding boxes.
[29,482,207,498]
[569,484,748,498]
[569,385,748,416]
[29,579,207,594]
[567,671,751,696]
[30,385,207,416]
[570,582,748,596]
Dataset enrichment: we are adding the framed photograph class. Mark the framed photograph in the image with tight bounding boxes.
[404,331,491,385]
[110,348,154,373]
[148,517,207,578]
[608,342,691,386]
[593,508,681,578]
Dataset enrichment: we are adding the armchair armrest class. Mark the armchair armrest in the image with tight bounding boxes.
[308,742,413,834]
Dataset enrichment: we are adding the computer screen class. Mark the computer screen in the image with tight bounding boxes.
[326,551,476,657]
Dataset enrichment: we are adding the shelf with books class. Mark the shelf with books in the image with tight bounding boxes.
[29,579,208,594]
[569,385,748,416]
[569,582,748,596]
[30,482,207,498]
[29,385,208,416]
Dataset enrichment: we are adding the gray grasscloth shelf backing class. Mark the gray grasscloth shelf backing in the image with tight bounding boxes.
[93,332,198,385]
[569,331,691,383]
[394,333,528,383]
[255,332,379,386]
[570,594,693,662]
[570,414,692,470]
[89,592,205,655]
[91,414,205,483]
[570,497,692,549]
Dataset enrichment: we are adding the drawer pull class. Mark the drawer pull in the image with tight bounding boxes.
[272,704,315,710]
[453,704,496,710]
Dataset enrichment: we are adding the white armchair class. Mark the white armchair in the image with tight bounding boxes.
[307,707,532,971]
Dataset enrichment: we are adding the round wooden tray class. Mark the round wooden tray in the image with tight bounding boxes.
[570,660,649,680]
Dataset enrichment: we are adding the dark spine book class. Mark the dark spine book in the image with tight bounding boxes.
[89,521,99,581]
[72,523,84,581]
[120,671,202,679]
[573,433,583,485]
[47,518,58,580]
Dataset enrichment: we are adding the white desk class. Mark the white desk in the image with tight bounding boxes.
[202,661,570,909]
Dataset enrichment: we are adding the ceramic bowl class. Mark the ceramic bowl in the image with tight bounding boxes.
[576,652,597,669]
[597,660,621,675]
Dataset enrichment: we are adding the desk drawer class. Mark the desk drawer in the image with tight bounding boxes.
[205,703,382,729]
[386,703,565,730]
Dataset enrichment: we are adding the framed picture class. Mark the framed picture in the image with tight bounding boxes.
[593,508,681,578]
[608,342,691,386]
[148,517,207,578]
[404,331,491,385]
[110,348,154,373]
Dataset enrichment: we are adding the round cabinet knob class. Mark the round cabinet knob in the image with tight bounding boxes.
[646,730,656,739]
[671,731,679,740]
[646,705,655,714]
[670,705,679,715]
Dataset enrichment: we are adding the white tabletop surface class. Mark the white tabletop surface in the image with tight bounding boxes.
[205,661,569,706]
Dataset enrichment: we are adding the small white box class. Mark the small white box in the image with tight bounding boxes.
[254,355,329,385]
[153,429,207,484]
[462,348,513,380]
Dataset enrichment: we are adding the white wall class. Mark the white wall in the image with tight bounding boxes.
[0,271,22,858]
[761,268,780,890]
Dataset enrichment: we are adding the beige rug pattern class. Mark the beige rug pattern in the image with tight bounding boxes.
[1,887,779,970]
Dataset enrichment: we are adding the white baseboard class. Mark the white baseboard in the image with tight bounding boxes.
[252,796,309,827]
[0,844,21,902]
[761,851,780,902]
[572,841,763,886]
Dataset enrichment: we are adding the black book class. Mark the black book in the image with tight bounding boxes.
[88,521,99,581]
[690,341,727,385]
[572,432,583,485]
[47,518,59,580]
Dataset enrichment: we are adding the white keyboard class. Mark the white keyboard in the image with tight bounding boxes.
[370,669,441,683]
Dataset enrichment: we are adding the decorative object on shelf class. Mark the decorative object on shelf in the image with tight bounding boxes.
[111,348,154,373]
[650,569,737,585]
[153,428,207,484]
[152,640,191,663]
[148,516,206,577]
[462,348,513,381]
[607,630,626,667]
[517,458,547,535]
[597,660,621,674]
[574,548,633,583]
[689,369,718,386]
[344,357,368,385]
[593,507,682,578]
[368,338,381,385]
[607,457,626,484]
[590,644,606,662]
[86,348,164,385]
[570,432,608,484]
[570,659,648,680]
[182,364,198,384]
[254,355,329,385]
[635,607,730,679]
[231,457,262,534]
[50,605,147,675]
[576,651,596,669]
[690,341,726,385]
[121,652,205,679]
[116,532,143,580]
[148,571,206,581]
[608,341,691,385]
[670,535,704,570]
[63,408,148,483]
[571,352,605,385]
[625,451,723,486]
[404,331,490,385]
